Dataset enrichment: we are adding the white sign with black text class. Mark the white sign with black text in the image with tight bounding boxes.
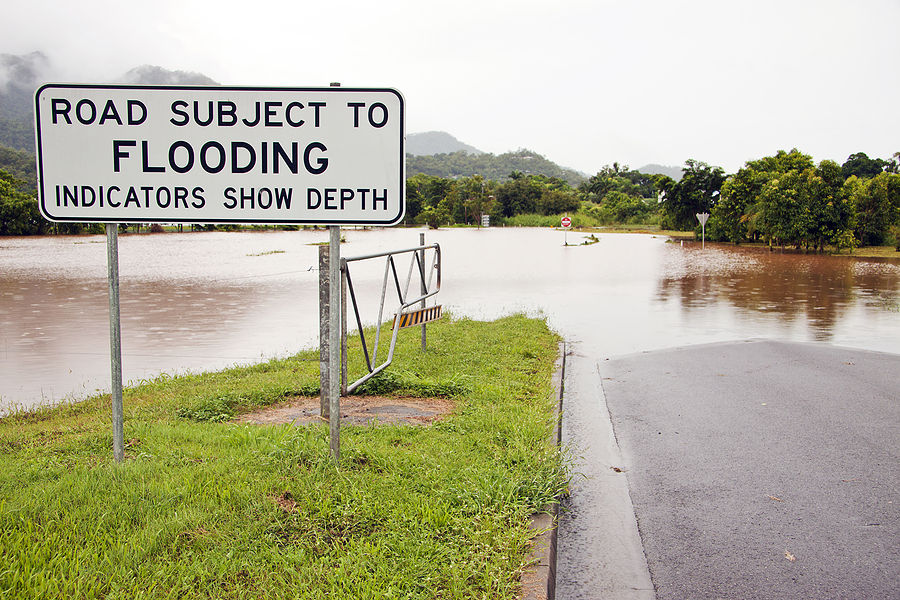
[35,85,405,225]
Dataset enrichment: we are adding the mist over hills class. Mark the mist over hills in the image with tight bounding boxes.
[635,164,683,180]
[115,65,219,86]
[0,51,681,182]
[0,52,220,153]
[0,52,50,121]
[407,131,483,157]
[0,52,51,151]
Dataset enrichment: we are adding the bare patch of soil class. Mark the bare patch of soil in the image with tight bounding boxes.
[234,396,454,427]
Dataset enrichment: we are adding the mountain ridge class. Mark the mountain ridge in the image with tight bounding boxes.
[407,131,483,156]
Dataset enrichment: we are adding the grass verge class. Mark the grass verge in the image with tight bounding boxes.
[700,240,900,259]
[0,314,567,599]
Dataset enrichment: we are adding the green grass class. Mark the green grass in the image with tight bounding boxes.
[699,240,900,259]
[852,247,900,259]
[0,314,566,599]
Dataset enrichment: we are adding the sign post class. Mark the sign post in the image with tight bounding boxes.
[561,214,571,245]
[35,84,405,462]
[105,223,124,463]
[696,212,710,249]
[327,225,341,461]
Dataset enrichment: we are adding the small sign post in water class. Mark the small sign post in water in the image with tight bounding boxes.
[696,212,710,249]
[35,83,405,463]
[561,214,571,245]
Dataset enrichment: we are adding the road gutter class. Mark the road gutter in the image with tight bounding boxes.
[521,340,566,600]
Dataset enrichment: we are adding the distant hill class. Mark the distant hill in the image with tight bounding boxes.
[0,52,52,152]
[116,65,219,86]
[407,131,483,156]
[0,52,49,120]
[407,148,586,187]
[637,163,683,181]
[0,53,220,153]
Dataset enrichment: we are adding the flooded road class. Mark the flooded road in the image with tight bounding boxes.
[2,227,900,409]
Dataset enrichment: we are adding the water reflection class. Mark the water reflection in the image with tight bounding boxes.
[1,231,325,409]
[2,229,900,410]
[655,244,900,343]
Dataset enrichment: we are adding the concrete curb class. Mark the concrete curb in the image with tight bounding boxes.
[521,340,565,600]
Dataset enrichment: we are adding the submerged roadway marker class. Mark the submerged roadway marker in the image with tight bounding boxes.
[696,212,710,249]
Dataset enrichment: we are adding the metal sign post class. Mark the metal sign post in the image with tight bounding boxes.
[696,212,710,249]
[327,225,341,462]
[106,224,124,462]
[419,233,427,352]
[561,214,571,245]
[318,244,331,419]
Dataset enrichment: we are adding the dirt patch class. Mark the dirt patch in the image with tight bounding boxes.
[234,396,454,427]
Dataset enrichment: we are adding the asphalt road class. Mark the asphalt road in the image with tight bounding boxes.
[558,340,900,600]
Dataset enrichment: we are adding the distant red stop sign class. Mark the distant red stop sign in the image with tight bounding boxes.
[561,216,572,228]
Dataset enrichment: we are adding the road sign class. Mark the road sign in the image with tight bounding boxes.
[696,212,710,249]
[34,84,405,226]
[561,216,572,228]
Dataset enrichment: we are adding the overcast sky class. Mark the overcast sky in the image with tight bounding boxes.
[4,0,898,175]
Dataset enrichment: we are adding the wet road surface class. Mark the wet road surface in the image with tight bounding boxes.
[558,340,900,599]
[557,348,654,599]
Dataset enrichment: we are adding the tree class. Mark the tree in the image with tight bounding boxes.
[579,165,658,205]
[657,160,725,231]
[406,173,453,210]
[579,172,616,201]
[801,160,854,251]
[454,175,495,224]
[537,189,579,216]
[758,171,805,250]
[841,152,886,180]
[603,190,652,223]
[714,150,816,243]
[850,172,900,246]
[495,176,542,217]
[0,169,47,235]
[885,152,900,175]
[716,167,767,243]
[404,177,426,224]
[417,198,453,229]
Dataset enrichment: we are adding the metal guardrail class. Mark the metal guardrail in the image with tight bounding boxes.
[341,242,441,394]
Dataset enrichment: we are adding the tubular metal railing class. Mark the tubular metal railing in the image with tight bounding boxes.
[341,243,441,394]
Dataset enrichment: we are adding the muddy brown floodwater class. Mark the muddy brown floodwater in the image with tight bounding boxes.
[3,227,900,411]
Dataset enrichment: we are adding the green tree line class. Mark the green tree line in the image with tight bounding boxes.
[3,141,899,248]
[404,162,665,228]
[655,150,900,251]
[405,171,581,228]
